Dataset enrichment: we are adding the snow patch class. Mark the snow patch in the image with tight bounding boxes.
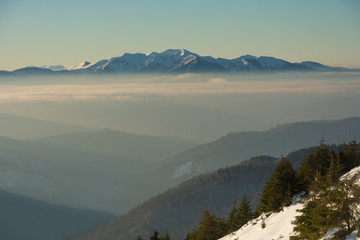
[0,171,55,193]
[173,162,192,179]
[219,166,360,240]
[346,231,358,240]
[320,228,339,240]
[67,61,91,70]
[340,166,360,180]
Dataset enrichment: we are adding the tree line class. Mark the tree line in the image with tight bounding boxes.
[184,140,360,240]
[137,140,360,240]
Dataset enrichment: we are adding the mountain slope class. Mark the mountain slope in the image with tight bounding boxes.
[7,49,359,75]
[158,117,360,182]
[40,65,65,71]
[62,49,344,73]
[78,148,310,240]
[220,196,304,240]
[0,189,115,240]
[0,113,93,140]
[0,128,196,214]
[13,66,55,75]
[104,117,360,218]
[220,165,360,240]
[29,128,196,162]
[0,70,17,76]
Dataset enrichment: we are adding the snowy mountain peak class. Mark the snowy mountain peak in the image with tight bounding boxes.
[40,65,65,71]
[10,49,356,75]
[67,61,91,70]
[146,51,157,56]
[237,55,257,60]
[160,48,194,57]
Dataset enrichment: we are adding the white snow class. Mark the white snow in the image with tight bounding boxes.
[219,195,304,240]
[320,228,340,240]
[60,49,320,74]
[219,166,360,240]
[40,65,65,71]
[66,61,91,70]
[320,229,359,240]
[340,166,360,180]
[346,231,358,240]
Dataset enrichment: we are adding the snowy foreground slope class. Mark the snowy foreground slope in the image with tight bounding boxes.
[219,166,360,240]
[219,196,303,240]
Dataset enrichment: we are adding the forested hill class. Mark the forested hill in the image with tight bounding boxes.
[157,117,360,183]
[0,189,115,240]
[78,147,312,240]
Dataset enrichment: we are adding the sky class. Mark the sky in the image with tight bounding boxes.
[0,0,359,70]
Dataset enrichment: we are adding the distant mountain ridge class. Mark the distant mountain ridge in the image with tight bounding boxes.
[0,128,196,214]
[0,189,115,240]
[157,117,360,182]
[0,113,93,140]
[4,49,359,75]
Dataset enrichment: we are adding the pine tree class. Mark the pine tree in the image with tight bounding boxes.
[297,139,331,191]
[292,171,334,240]
[159,232,170,240]
[196,209,219,240]
[237,196,253,227]
[227,200,240,233]
[292,170,360,239]
[186,206,227,240]
[339,140,360,173]
[257,157,298,214]
[149,230,160,240]
[326,151,341,184]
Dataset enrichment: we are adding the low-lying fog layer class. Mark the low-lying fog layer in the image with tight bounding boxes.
[0,72,359,141]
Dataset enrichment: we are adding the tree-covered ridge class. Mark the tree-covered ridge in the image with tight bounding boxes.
[80,141,358,240]
[79,155,284,240]
[136,230,170,240]
[183,196,254,240]
[187,140,360,240]
[256,140,360,216]
[292,141,360,239]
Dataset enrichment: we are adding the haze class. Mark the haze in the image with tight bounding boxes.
[1,72,359,142]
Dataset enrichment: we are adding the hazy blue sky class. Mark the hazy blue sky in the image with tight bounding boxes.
[0,0,359,70]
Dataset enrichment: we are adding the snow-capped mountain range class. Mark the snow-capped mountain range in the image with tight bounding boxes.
[5,49,358,75]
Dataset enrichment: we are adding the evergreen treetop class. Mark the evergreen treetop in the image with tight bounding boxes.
[256,157,298,215]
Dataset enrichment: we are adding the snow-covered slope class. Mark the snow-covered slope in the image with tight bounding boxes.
[219,195,304,240]
[66,61,91,70]
[219,166,360,240]
[61,49,344,74]
[40,65,65,71]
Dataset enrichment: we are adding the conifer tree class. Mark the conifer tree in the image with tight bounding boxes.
[338,140,360,173]
[297,139,331,191]
[237,196,253,227]
[227,200,240,233]
[292,171,360,239]
[196,209,219,240]
[149,230,160,240]
[257,157,298,214]
[159,232,170,240]
[326,152,341,184]
[186,206,227,240]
